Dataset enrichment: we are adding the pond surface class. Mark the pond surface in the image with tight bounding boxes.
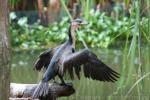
[11,47,150,100]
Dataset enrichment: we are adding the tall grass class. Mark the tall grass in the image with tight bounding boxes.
[126,0,141,98]
[148,0,150,70]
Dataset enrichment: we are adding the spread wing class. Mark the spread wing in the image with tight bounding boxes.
[62,49,119,82]
[33,46,60,71]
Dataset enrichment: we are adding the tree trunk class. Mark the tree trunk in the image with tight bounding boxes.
[47,0,61,23]
[0,0,11,100]
[67,0,77,14]
[37,0,49,26]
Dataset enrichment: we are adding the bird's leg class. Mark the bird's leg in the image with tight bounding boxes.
[58,75,66,85]
[53,77,57,83]
[59,75,73,88]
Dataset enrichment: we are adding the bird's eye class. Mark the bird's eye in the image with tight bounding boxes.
[78,20,82,23]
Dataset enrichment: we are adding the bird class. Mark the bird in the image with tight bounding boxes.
[32,18,119,98]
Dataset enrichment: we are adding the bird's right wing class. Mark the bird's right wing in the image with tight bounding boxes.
[62,49,119,82]
[33,46,60,71]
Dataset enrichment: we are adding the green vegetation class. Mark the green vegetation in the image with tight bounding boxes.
[9,0,148,49]
[9,11,148,49]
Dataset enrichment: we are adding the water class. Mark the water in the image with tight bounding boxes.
[11,47,150,100]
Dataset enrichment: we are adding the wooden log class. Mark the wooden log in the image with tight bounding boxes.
[10,83,75,100]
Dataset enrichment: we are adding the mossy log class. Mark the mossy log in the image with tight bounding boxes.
[10,83,75,100]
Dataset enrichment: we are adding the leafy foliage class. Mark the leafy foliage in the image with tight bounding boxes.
[9,11,147,49]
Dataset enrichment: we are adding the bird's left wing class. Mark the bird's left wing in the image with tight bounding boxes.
[62,49,119,82]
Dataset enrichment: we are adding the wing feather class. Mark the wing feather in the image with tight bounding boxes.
[33,46,60,71]
[63,49,119,82]
[67,65,74,79]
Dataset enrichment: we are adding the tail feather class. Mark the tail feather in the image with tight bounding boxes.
[32,81,49,98]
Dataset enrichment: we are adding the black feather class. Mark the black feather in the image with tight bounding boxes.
[63,49,119,82]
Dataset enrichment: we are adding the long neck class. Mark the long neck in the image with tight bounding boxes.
[68,25,76,48]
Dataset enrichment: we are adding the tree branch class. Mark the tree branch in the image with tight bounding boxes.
[10,83,75,100]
